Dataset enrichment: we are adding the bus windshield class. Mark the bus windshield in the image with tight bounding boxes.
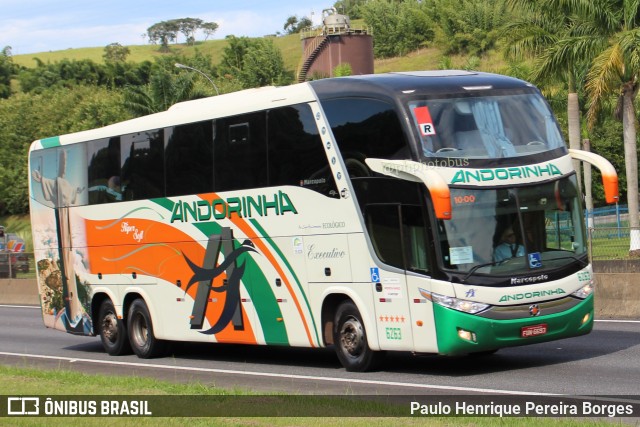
[408,91,565,159]
[436,175,586,278]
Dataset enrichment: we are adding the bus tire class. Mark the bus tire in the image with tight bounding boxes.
[127,299,167,358]
[333,301,384,372]
[469,349,499,357]
[98,299,131,356]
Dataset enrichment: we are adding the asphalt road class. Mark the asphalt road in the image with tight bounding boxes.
[1,305,639,396]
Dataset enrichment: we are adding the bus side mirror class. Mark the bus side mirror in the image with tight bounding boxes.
[568,149,619,204]
[365,158,452,220]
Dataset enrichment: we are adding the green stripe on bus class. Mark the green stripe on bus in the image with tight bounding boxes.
[249,218,319,344]
[242,255,289,345]
[193,220,288,345]
[151,198,174,213]
[40,136,61,148]
[150,199,289,345]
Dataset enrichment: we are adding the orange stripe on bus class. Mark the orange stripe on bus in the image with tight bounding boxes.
[85,217,257,344]
[200,193,316,347]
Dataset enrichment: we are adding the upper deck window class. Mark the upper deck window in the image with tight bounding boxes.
[408,92,565,160]
[322,98,410,178]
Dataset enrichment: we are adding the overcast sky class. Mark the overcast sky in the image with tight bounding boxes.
[1,0,330,55]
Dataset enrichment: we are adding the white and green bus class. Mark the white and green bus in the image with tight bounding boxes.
[29,71,619,371]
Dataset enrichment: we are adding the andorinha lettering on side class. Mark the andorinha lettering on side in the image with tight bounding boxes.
[171,190,297,223]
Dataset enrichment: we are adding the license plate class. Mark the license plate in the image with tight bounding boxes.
[521,324,548,338]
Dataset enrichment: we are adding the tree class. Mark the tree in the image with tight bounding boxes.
[430,0,512,56]
[146,18,218,46]
[0,86,130,214]
[104,60,153,89]
[18,58,108,93]
[0,46,13,99]
[201,22,219,41]
[284,16,300,34]
[332,0,367,19]
[146,21,179,52]
[360,0,434,58]
[103,43,130,63]
[123,66,209,116]
[581,0,640,256]
[218,36,291,88]
[503,0,640,256]
[283,15,313,34]
[333,63,352,77]
[176,18,204,45]
[502,0,585,191]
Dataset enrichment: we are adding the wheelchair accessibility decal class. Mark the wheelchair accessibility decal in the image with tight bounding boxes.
[528,252,542,269]
[370,267,380,282]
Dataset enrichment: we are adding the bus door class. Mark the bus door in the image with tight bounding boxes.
[358,176,432,351]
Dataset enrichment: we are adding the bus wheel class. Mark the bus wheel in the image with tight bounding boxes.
[127,299,167,358]
[98,299,131,356]
[333,301,384,372]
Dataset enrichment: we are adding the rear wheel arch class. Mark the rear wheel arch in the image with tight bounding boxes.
[321,293,352,346]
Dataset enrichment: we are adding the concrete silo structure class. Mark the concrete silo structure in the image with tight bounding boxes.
[297,7,373,82]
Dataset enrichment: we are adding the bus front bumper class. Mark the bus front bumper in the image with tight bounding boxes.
[433,295,594,355]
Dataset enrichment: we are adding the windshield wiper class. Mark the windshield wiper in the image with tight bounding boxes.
[462,261,498,283]
[544,253,589,267]
[462,253,588,283]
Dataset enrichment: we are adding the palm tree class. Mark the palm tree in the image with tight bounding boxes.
[502,0,586,188]
[580,0,640,256]
[504,0,640,256]
[124,70,210,116]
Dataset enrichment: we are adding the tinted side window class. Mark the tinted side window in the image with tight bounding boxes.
[87,137,121,204]
[31,145,89,207]
[366,204,404,268]
[121,129,164,201]
[215,112,267,192]
[268,105,338,198]
[322,98,409,177]
[165,121,213,197]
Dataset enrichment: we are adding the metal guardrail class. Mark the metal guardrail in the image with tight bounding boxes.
[586,205,630,229]
[588,227,640,260]
[299,25,370,40]
[585,205,640,260]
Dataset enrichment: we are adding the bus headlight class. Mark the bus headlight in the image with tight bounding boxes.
[571,281,594,299]
[420,289,490,314]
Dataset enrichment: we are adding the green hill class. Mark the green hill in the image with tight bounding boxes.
[12,33,507,77]
[13,34,305,75]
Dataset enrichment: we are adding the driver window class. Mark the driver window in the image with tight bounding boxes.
[365,203,429,273]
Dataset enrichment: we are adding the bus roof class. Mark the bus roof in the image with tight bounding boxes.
[29,70,535,151]
[29,83,316,150]
[309,70,536,100]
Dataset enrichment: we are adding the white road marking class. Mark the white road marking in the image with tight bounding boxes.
[0,350,555,396]
[0,305,637,395]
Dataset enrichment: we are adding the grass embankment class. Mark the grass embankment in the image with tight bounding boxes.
[13,33,306,75]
